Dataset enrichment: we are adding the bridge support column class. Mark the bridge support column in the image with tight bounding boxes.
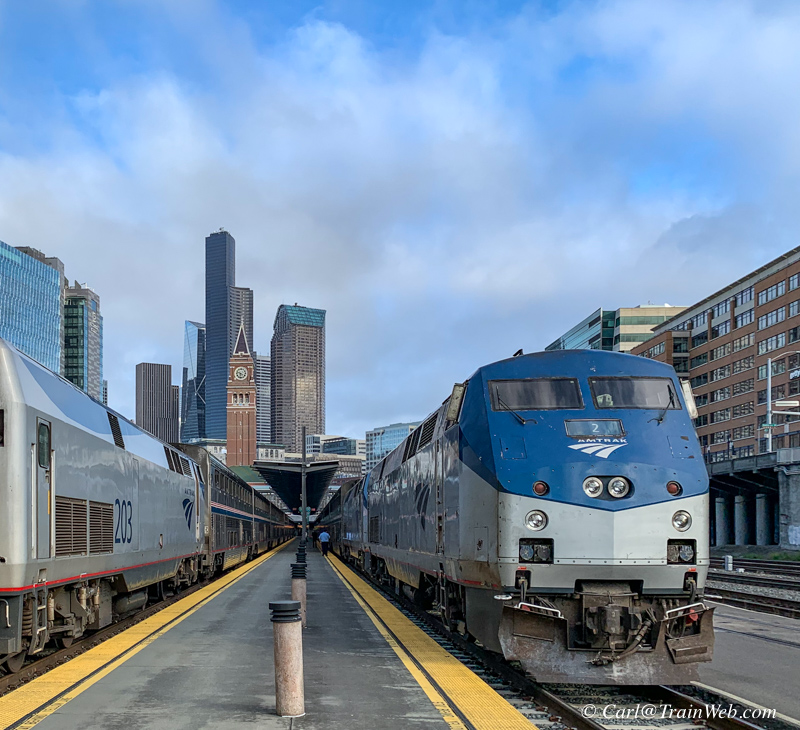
[755,494,772,546]
[734,495,748,545]
[715,497,732,546]
[778,470,800,550]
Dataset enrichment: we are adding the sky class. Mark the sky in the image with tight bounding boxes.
[2,0,800,437]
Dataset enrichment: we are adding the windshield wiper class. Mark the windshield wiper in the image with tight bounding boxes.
[497,395,537,425]
[649,389,676,425]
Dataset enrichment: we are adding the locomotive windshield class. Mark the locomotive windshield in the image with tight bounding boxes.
[489,378,583,411]
[589,377,681,410]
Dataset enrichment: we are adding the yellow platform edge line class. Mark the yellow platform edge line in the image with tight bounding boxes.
[0,539,294,730]
[327,554,535,730]
[326,556,467,730]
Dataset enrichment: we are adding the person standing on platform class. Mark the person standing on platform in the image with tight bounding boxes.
[319,529,331,556]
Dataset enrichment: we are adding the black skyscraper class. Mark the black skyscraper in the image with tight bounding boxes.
[205,230,236,439]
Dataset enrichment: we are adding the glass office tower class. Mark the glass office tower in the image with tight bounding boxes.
[0,241,63,372]
[205,230,236,439]
[63,283,103,400]
[365,422,421,470]
[180,320,206,442]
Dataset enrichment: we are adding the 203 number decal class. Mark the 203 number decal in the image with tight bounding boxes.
[114,499,133,544]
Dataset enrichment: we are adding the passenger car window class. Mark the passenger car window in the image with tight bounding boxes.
[489,378,583,411]
[37,422,51,469]
[589,377,681,410]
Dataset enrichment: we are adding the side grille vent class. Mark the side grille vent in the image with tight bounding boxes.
[369,516,381,543]
[107,413,125,449]
[417,414,438,451]
[55,497,88,556]
[403,427,422,463]
[164,446,177,472]
[89,501,114,554]
[179,456,192,477]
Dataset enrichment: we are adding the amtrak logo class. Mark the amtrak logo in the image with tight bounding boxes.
[568,439,627,459]
[182,498,194,529]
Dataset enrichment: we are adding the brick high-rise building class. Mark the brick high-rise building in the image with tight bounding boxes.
[632,245,800,462]
[270,304,326,453]
[227,323,257,467]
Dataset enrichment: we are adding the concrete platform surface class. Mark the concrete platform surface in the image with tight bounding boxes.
[697,602,800,723]
[21,544,454,730]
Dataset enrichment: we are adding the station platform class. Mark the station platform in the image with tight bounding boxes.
[0,541,534,730]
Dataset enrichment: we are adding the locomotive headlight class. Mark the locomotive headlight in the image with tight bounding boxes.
[672,510,692,532]
[582,477,603,498]
[608,477,630,498]
[525,510,548,531]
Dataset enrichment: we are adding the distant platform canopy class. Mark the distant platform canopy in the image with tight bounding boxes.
[250,460,339,511]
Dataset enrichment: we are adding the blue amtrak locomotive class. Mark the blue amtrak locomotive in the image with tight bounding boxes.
[320,349,714,684]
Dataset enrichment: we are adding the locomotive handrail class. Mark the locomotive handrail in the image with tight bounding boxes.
[664,601,708,618]
[515,601,564,619]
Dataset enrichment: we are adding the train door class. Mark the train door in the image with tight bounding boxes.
[33,419,52,560]
[435,440,444,555]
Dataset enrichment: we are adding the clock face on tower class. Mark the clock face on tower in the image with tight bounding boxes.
[234,366,248,381]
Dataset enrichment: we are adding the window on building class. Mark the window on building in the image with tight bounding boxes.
[757,306,786,330]
[695,414,709,427]
[672,338,689,353]
[790,326,800,344]
[695,393,709,407]
[709,343,731,361]
[712,300,731,318]
[711,320,731,339]
[692,331,709,348]
[690,353,708,369]
[791,273,800,291]
[732,401,754,418]
[733,333,755,352]
[736,286,754,306]
[732,378,754,396]
[732,355,754,373]
[710,387,730,403]
[790,300,800,318]
[690,373,708,388]
[757,332,786,355]
[710,408,731,424]
[735,309,754,328]
[710,365,730,381]
[758,281,786,305]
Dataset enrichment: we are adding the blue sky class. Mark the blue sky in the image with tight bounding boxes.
[1,0,799,436]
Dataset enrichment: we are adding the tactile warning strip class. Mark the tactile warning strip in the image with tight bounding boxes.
[0,540,293,730]
[327,555,535,730]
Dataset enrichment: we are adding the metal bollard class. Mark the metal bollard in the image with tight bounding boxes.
[724,555,733,571]
[291,563,308,627]
[296,547,307,564]
[269,601,305,717]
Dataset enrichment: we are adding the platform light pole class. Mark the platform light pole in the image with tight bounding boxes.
[301,425,308,541]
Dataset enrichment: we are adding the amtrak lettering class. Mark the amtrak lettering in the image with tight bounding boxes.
[568,439,627,459]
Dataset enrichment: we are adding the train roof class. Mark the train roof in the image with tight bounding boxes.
[0,337,186,475]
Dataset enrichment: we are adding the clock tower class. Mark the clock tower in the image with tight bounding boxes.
[226,322,257,466]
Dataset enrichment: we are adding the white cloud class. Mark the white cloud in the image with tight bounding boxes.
[1,2,800,435]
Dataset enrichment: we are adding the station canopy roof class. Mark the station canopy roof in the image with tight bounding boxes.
[250,460,339,512]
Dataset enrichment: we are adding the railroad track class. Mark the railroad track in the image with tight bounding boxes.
[707,570,800,592]
[705,568,800,619]
[0,581,204,696]
[709,558,800,577]
[333,554,792,730]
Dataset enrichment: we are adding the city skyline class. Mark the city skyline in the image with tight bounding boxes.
[3,2,800,437]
